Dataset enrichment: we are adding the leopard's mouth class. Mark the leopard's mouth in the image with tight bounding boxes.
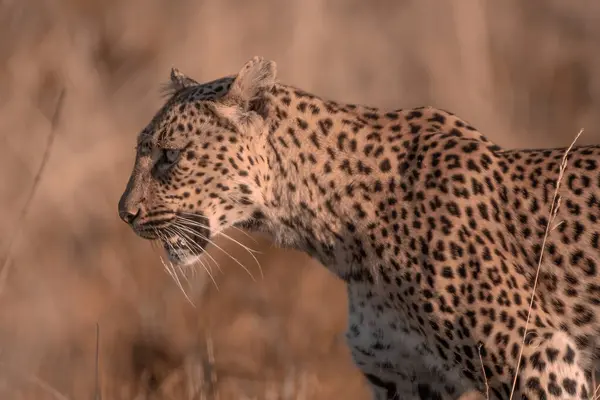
[134,228,160,240]
[158,212,211,266]
[162,234,210,265]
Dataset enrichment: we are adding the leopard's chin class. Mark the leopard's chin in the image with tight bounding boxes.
[162,234,209,266]
[154,211,211,266]
[164,248,202,266]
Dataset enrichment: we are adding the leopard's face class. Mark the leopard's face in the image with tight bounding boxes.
[118,59,276,266]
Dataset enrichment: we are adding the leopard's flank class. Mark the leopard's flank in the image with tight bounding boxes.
[118,57,600,399]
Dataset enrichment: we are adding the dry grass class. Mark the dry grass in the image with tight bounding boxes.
[2,1,600,399]
[0,88,65,294]
[508,129,583,400]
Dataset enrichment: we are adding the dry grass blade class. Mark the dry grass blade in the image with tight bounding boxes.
[477,342,489,399]
[23,373,71,400]
[94,323,101,400]
[0,361,70,400]
[0,88,66,294]
[509,129,584,400]
[206,334,219,400]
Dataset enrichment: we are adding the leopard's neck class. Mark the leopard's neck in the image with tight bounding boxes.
[249,83,418,280]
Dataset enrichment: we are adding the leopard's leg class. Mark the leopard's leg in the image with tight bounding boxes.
[516,330,590,400]
[363,372,400,400]
[455,390,486,400]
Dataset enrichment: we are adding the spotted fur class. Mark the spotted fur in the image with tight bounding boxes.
[118,57,600,399]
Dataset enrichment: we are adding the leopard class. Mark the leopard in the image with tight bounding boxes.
[118,56,600,399]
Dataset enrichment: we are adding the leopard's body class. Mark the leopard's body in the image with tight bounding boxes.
[118,57,600,399]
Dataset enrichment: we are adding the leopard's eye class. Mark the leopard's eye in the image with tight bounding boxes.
[164,149,181,163]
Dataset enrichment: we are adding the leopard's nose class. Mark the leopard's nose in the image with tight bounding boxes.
[119,207,141,225]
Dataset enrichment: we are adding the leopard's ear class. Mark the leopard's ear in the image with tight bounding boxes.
[210,57,277,131]
[222,56,277,108]
[162,67,199,96]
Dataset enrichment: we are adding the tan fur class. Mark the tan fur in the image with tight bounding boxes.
[119,57,600,400]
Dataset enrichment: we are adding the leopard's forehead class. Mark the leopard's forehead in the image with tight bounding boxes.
[178,75,236,101]
[138,75,237,146]
[164,75,236,104]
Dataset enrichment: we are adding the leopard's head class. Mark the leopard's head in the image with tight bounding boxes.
[118,57,277,265]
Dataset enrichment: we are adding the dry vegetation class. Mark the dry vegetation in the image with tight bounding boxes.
[1,1,600,399]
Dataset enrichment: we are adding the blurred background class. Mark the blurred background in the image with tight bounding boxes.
[1,1,600,399]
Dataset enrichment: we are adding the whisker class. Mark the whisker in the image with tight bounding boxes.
[177,213,264,278]
[165,230,193,285]
[160,255,195,307]
[178,211,262,250]
[176,212,264,257]
[210,229,264,279]
[170,222,223,273]
[165,224,222,273]
[156,228,196,306]
[165,226,220,290]
[228,225,258,244]
[195,257,220,291]
[155,230,183,282]
[171,219,257,282]
[152,234,178,281]
[213,228,263,256]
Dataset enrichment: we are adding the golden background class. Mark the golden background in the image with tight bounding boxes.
[1,1,600,398]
